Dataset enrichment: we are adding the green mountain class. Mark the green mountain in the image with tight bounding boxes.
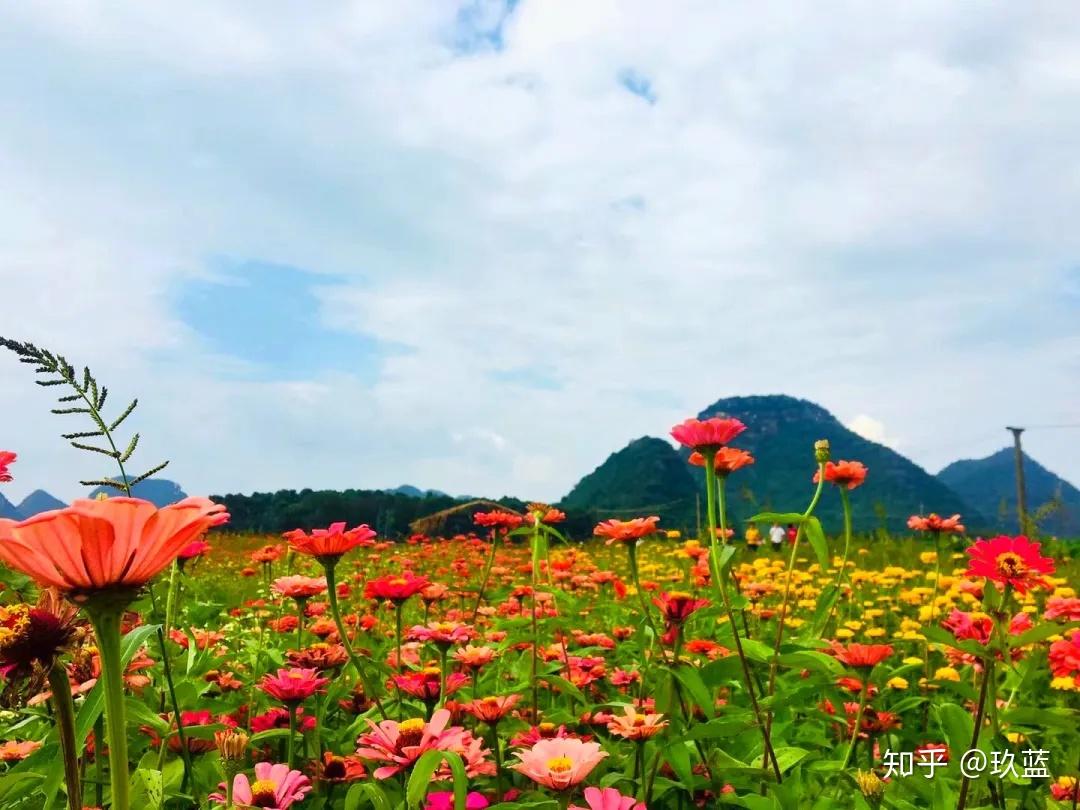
[88,478,187,507]
[938,448,1080,537]
[695,395,981,530]
[559,437,698,527]
[559,395,983,534]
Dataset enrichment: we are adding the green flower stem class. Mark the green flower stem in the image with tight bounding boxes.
[956,654,992,810]
[47,664,81,810]
[438,647,448,709]
[470,533,500,621]
[531,520,541,721]
[93,716,104,808]
[766,463,826,705]
[163,560,182,638]
[295,598,305,649]
[702,451,781,782]
[716,476,752,638]
[321,560,387,719]
[155,627,194,796]
[824,487,854,630]
[489,725,504,803]
[86,603,130,810]
[286,703,298,770]
[626,542,664,655]
[842,675,871,768]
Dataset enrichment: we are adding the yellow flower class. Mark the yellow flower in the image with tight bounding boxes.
[836,628,854,640]
[1051,676,1079,692]
[934,667,961,682]
[865,627,886,638]
[886,676,908,690]
[919,551,937,565]
[903,656,923,666]
[1006,732,1027,745]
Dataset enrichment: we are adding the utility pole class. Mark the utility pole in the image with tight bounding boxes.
[1006,426,1029,535]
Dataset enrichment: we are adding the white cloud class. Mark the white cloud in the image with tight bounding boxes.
[0,1,1077,505]
[846,415,901,450]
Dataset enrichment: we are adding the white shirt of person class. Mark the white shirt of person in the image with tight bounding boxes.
[769,526,786,545]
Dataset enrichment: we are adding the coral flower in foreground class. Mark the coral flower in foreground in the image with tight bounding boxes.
[593,517,660,546]
[0,497,228,595]
[832,642,894,669]
[907,513,965,534]
[210,761,311,809]
[813,460,868,490]
[689,447,755,476]
[512,737,607,791]
[272,576,328,600]
[284,522,376,560]
[260,667,329,704]
[965,535,1055,595]
[670,417,746,451]
[0,451,15,483]
[570,786,646,810]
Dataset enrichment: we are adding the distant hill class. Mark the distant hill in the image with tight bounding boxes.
[558,395,983,533]
[17,489,65,517]
[389,485,450,499]
[938,448,1080,537]
[560,437,698,527]
[694,395,981,530]
[88,478,187,507]
[0,493,22,520]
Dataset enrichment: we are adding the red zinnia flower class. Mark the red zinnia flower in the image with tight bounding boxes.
[272,576,328,601]
[260,667,329,704]
[907,513,965,534]
[670,417,746,452]
[832,642,893,669]
[284,522,377,560]
[965,535,1055,595]
[364,572,431,604]
[462,694,521,724]
[473,511,524,530]
[527,504,566,525]
[688,447,755,476]
[593,517,660,546]
[0,451,16,483]
[178,539,211,560]
[813,461,868,490]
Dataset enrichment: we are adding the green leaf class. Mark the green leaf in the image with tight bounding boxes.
[936,703,974,757]
[748,512,806,525]
[804,517,828,568]
[665,740,694,789]
[1013,620,1080,647]
[345,781,393,810]
[406,750,467,810]
[129,767,164,810]
[669,665,716,719]
[777,650,843,676]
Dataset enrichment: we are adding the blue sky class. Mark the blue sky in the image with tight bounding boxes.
[0,1,1077,504]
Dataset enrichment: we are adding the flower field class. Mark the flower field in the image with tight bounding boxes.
[1,374,1079,810]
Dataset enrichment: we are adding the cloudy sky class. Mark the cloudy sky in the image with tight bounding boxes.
[1,1,1078,505]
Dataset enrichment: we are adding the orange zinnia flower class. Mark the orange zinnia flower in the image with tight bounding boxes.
[832,642,893,669]
[813,460,868,490]
[593,517,660,545]
[284,522,376,560]
[688,447,755,476]
[606,705,668,740]
[0,497,228,595]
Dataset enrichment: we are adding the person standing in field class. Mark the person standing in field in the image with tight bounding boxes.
[769,522,785,551]
[786,523,798,544]
[745,523,761,552]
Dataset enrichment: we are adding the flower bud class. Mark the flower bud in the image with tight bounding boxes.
[814,439,831,464]
[214,728,249,763]
[854,770,885,807]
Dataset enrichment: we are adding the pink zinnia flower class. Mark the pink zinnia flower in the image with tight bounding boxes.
[260,667,329,704]
[570,786,646,810]
[0,451,16,483]
[512,737,607,791]
[670,417,746,451]
[908,513,965,534]
[356,709,464,779]
[210,761,311,809]
[1045,597,1080,623]
[426,791,490,810]
[0,497,228,594]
